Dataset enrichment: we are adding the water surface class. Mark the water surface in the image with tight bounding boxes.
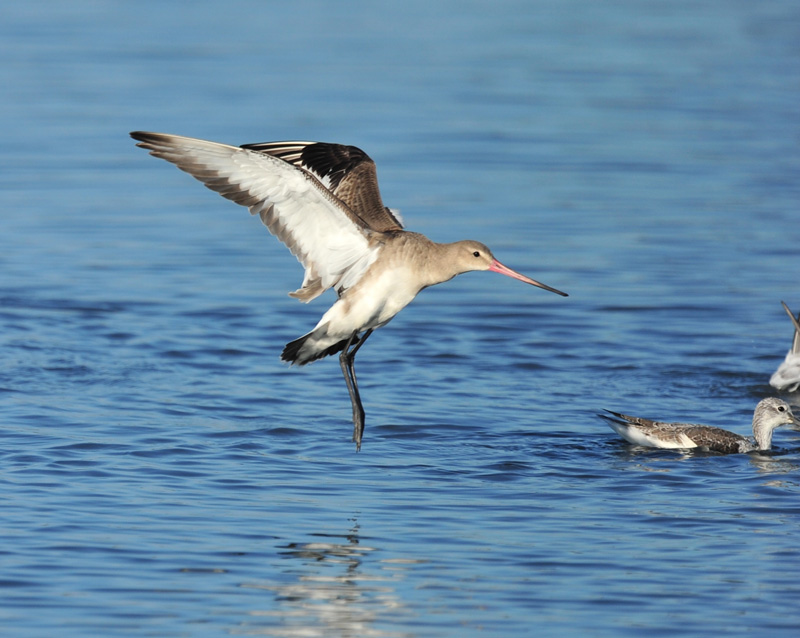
[2,1,800,636]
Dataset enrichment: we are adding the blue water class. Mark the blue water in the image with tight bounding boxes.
[2,1,800,636]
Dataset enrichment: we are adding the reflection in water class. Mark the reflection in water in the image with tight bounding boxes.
[237,521,419,637]
[610,438,800,477]
[748,452,800,476]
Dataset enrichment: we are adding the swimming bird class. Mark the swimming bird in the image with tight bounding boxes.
[769,301,800,392]
[130,132,567,450]
[600,397,799,454]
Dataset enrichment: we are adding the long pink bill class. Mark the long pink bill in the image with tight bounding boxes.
[488,259,568,297]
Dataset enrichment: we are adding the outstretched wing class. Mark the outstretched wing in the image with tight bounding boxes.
[242,141,404,232]
[131,132,380,302]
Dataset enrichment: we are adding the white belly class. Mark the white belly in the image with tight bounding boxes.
[322,266,422,336]
[289,265,424,363]
[610,423,698,449]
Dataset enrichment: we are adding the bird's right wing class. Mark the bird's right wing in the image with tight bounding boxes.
[131,132,380,301]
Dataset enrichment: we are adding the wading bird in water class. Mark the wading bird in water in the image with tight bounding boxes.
[600,397,799,454]
[770,301,800,392]
[131,132,567,450]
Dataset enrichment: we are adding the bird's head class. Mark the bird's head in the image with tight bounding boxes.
[451,240,568,297]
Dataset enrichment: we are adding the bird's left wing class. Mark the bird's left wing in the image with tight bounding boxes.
[131,132,380,302]
[242,141,404,232]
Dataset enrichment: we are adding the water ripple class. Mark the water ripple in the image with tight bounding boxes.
[2,1,800,636]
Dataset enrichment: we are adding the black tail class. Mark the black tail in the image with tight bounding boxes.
[281,334,309,364]
[598,411,624,427]
[281,333,349,365]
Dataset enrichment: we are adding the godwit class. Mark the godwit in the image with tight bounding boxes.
[130,132,567,450]
[770,301,800,392]
[600,397,799,454]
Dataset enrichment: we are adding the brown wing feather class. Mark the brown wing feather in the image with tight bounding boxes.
[242,141,404,232]
[679,426,748,454]
[602,410,658,429]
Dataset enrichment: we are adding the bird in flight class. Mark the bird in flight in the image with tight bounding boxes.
[131,132,567,450]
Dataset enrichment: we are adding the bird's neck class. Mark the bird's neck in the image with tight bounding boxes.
[752,417,775,450]
[406,238,462,288]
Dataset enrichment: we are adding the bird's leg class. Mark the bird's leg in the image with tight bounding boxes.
[339,329,373,451]
[339,333,363,437]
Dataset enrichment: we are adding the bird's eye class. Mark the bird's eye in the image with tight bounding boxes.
[472,251,481,258]
[778,405,786,412]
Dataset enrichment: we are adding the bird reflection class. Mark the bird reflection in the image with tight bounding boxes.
[747,447,800,475]
[239,521,417,637]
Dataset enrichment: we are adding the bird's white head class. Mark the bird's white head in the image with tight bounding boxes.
[451,240,568,297]
[752,397,800,450]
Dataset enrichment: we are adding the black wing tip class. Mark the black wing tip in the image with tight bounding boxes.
[598,409,630,424]
[130,131,174,149]
[130,130,158,142]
